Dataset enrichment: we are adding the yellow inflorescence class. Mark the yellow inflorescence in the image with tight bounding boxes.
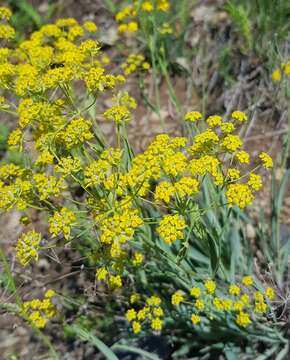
[171,290,184,305]
[272,60,290,82]
[16,230,42,266]
[157,214,186,245]
[121,53,151,76]
[125,294,165,333]
[20,289,57,328]
[49,207,76,240]
[259,152,273,168]
[168,278,275,330]
[116,1,170,35]
[226,184,254,209]
[0,6,278,340]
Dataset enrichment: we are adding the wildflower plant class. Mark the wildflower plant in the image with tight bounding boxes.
[0,6,288,359]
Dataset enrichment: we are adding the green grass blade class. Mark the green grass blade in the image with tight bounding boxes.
[111,344,161,360]
[18,0,43,28]
[67,324,119,360]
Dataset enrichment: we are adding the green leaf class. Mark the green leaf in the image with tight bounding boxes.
[18,0,43,28]
[66,324,119,360]
[206,230,219,276]
[111,344,161,360]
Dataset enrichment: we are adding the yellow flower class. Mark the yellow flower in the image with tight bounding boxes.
[8,128,22,147]
[83,21,97,32]
[259,152,273,168]
[242,276,253,286]
[231,111,248,122]
[118,24,128,33]
[130,293,141,304]
[240,294,250,305]
[248,173,262,191]
[265,287,275,301]
[49,207,76,240]
[206,115,222,127]
[236,312,251,327]
[16,230,42,266]
[0,24,15,39]
[174,177,199,198]
[103,105,132,124]
[132,252,144,266]
[35,150,54,166]
[132,321,141,334]
[137,307,148,321]
[272,68,281,82]
[171,291,184,305]
[227,168,240,181]
[154,181,175,203]
[146,295,161,306]
[284,61,290,75]
[45,289,56,298]
[126,308,137,322]
[235,150,250,164]
[141,2,154,12]
[20,291,57,328]
[222,134,242,152]
[142,62,151,70]
[61,118,93,148]
[233,300,245,312]
[109,275,122,288]
[127,21,138,33]
[163,151,187,177]
[195,299,205,311]
[96,267,108,281]
[153,307,164,317]
[191,313,201,325]
[157,0,170,12]
[157,214,186,245]
[204,279,216,294]
[254,301,268,314]
[226,184,254,209]
[151,318,163,331]
[220,122,235,134]
[229,285,240,296]
[0,7,12,20]
[254,291,264,302]
[190,287,201,298]
[213,297,224,311]
[159,23,173,35]
[184,111,202,122]
[222,298,233,311]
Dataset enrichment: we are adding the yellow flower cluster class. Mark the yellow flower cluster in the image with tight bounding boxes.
[20,289,57,328]
[171,277,275,329]
[0,163,32,211]
[155,177,199,203]
[125,294,164,334]
[0,7,15,40]
[226,184,254,209]
[0,9,278,343]
[157,214,186,245]
[184,111,272,208]
[171,290,184,305]
[272,60,290,82]
[49,207,76,240]
[116,1,170,34]
[121,54,151,76]
[184,111,202,122]
[259,152,273,168]
[103,92,137,124]
[16,230,42,266]
[33,174,66,201]
[0,14,129,160]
